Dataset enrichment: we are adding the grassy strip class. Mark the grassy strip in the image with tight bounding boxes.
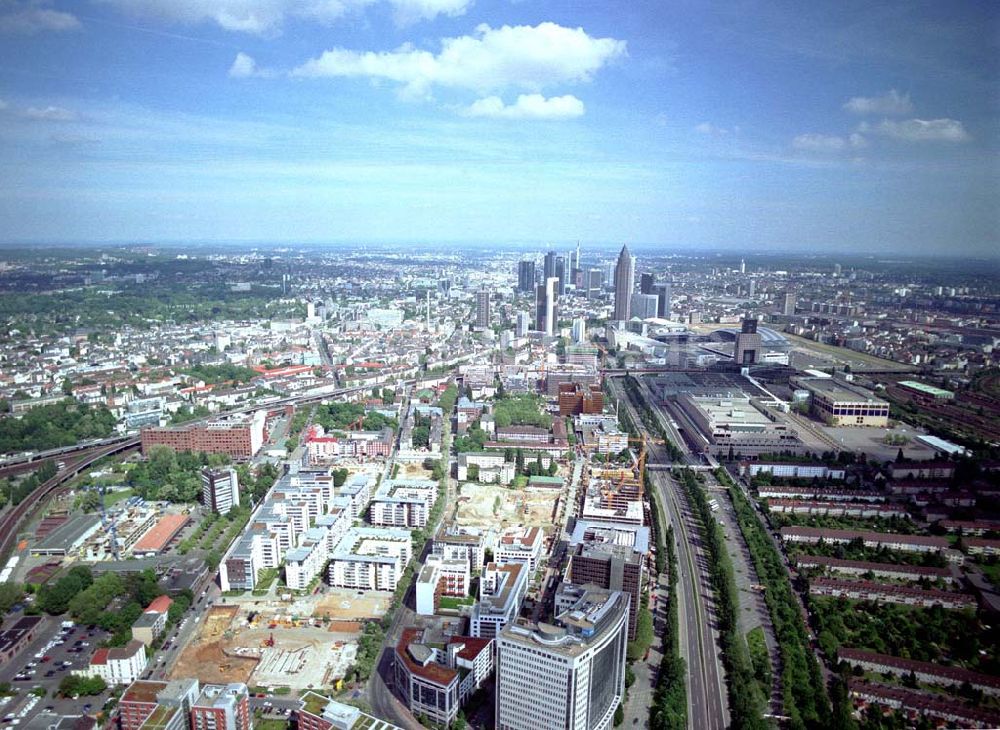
[678,468,767,730]
[717,467,837,730]
[746,627,772,700]
[650,526,686,730]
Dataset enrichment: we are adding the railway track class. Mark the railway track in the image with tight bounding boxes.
[0,438,140,562]
[0,377,429,565]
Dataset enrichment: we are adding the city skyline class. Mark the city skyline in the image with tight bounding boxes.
[0,1,996,255]
[0,244,994,729]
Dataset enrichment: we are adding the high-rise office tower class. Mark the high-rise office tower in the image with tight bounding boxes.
[639,272,655,295]
[834,263,842,277]
[613,244,635,321]
[734,317,762,366]
[517,260,535,293]
[544,277,559,337]
[574,241,581,271]
[747,279,756,298]
[603,261,615,287]
[740,258,746,274]
[782,291,796,316]
[571,317,586,344]
[516,311,530,337]
[555,256,567,296]
[586,269,603,299]
[568,522,649,639]
[202,467,239,516]
[543,251,557,283]
[534,284,547,333]
[476,289,491,328]
[654,283,671,318]
[495,587,629,730]
[631,293,659,320]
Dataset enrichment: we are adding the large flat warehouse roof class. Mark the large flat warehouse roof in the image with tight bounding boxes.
[31,513,102,554]
[802,378,887,404]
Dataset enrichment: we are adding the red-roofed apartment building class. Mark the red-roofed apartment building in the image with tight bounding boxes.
[76,640,147,686]
[132,595,174,646]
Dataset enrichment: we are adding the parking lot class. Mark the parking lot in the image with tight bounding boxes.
[0,617,114,728]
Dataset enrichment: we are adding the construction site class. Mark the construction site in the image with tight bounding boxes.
[170,598,371,691]
[454,482,561,529]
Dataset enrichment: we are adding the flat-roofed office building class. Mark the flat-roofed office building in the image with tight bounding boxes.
[496,586,629,730]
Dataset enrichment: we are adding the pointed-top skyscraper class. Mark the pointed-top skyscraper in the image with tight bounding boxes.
[613,244,635,321]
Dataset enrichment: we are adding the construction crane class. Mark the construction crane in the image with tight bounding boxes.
[95,484,120,561]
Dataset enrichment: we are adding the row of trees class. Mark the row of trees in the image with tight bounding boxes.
[611,377,686,727]
[678,469,768,730]
[0,399,116,455]
[810,597,993,672]
[315,402,397,433]
[125,447,278,505]
[182,363,258,384]
[0,461,57,508]
[650,527,686,730]
[126,446,228,502]
[34,565,193,647]
[492,393,552,430]
[789,536,948,569]
[721,468,848,729]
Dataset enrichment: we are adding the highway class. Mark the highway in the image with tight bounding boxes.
[608,376,730,730]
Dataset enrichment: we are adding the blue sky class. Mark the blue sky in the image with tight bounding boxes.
[0,0,996,255]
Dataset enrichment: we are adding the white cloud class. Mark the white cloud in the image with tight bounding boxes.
[228,52,275,78]
[292,22,626,98]
[0,2,80,34]
[694,122,730,136]
[792,132,867,152]
[390,0,471,25]
[96,0,472,35]
[229,52,257,77]
[860,118,970,142]
[843,89,913,116]
[23,105,76,121]
[461,94,584,119]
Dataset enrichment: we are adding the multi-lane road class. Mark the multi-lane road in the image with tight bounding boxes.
[608,376,730,730]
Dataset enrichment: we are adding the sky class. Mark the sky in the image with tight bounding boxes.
[0,0,997,256]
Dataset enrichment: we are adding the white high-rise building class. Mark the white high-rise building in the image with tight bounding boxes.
[495,587,629,730]
[201,467,240,515]
[515,311,530,337]
[545,276,559,337]
[572,317,587,344]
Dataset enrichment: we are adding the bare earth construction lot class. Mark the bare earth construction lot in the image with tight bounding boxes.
[455,482,558,528]
[171,596,375,690]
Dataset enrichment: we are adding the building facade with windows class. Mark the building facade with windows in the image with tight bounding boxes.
[495,587,629,730]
